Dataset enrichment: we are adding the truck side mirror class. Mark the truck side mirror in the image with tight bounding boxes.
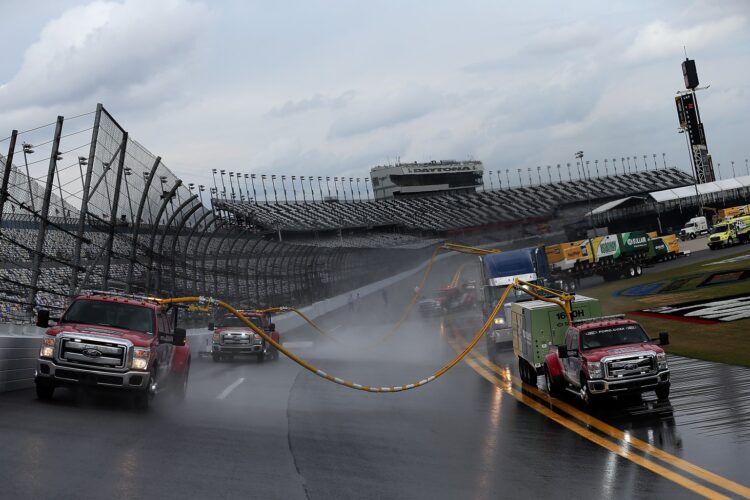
[558,345,569,359]
[659,331,669,346]
[36,309,50,328]
[173,328,187,347]
[207,322,215,331]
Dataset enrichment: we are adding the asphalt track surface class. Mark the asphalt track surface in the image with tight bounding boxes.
[1,244,749,499]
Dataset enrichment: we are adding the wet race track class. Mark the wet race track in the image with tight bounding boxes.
[1,244,749,499]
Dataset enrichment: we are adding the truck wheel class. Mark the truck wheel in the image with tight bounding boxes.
[35,380,55,401]
[635,265,643,276]
[690,233,696,240]
[655,385,670,400]
[580,375,598,408]
[174,368,189,402]
[212,353,221,363]
[627,265,636,278]
[544,365,563,398]
[728,237,735,246]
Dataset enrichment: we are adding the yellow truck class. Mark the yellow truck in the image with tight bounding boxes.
[707,215,750,250]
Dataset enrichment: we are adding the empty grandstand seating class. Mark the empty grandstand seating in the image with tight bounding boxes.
[216,168,694,232]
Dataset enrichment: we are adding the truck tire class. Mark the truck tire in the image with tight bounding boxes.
[212,353,221,363]
[690,233,696,240]
[35,380,54,401]
[728,237,735,247]
[580,374,598,408]
[544,365,563,398]
[635,265,643,276]
[627,265,636,278]
[174,367,189,402]
[655,385,670,400]
[519,358,537,386]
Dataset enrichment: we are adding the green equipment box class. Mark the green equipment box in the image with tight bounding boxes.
[511,295,602,369]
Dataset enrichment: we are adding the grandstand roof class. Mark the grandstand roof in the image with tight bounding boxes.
[215,168,694,233]
[649,175,750,203]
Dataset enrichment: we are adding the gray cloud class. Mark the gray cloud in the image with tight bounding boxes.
[267,90,355,118]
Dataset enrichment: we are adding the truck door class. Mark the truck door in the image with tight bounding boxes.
[156,312,174,384]
[562,328,580,385]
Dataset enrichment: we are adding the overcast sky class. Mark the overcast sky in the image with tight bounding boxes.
[1,0,748,192]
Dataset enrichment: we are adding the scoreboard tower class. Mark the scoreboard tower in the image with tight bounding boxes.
[675,58,716,183]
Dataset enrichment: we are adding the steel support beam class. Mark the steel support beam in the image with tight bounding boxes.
[168,203,204,296]
[144,180,182,291]
[154,194,198,293]
[70,104,102,295]
[0,130,18,225]
[28,116,64,312]
[101,132,128,289]
[125,156,161,292]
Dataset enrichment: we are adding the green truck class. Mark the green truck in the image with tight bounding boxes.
[512,295,602,385]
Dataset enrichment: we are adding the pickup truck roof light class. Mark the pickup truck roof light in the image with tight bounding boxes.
[572,314,627,325]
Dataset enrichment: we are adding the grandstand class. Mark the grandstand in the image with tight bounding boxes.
[215,168,694,237]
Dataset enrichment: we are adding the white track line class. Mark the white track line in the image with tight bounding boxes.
[217,377,245,400]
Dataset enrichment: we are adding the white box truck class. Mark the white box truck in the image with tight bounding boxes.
[679,216,709,240]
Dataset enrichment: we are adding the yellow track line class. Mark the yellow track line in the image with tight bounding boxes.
[446,331,750,499]
[459,352,728,500]
[469,350,750,498]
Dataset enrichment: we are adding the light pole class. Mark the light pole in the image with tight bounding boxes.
[679,127,702,216]
[517,168,523,187]
[556,164,562,182]
[261,174,268,202]
[242,173,251,203]
[349,178,355,201]
[281,175,288,203]
[576,150,595,236]
[594,160,599,177]
[325,177,331,198]
[77,156,87,192]
[228,172,236,200]
[291,176,298,203]
[527,167,532,186]
[198,185,205,206]
[604,159,609,176]
[717,163,722,180]
[643,155,648,171]
[731,161,736,178]
[211,168,218,195]
[219,170,227,198]
[536,165,542,185]
[653,154,658,170]
[612,158,618,175]
[497,171,502,188]
[22,142,36,212]
[488,170,494,190]
[309,176,316,202]
[625,157,631,173]
[632,156,638,171]
[364,178,371,200]
[270,175,278,203]
[123,167,135,223]
[662,153,667,169]
[746,159,749,176]
[566,163,572,180]
[505,169,511,188]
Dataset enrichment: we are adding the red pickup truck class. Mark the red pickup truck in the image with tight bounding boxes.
[543,317,670,405]
[210,310,280,362]
[35,294,191,410]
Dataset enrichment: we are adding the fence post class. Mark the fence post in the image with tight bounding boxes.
[102,132,128,290]
[0,131,18,225]
[28,116,64,316]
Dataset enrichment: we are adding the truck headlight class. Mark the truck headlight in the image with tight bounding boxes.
[39,335,55,359]
[657,352,668,370]
[587,361,603,379]
[494,317,505,325]
[131,347,151,371]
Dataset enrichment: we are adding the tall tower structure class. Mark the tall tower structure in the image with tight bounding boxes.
[675,58,716,182]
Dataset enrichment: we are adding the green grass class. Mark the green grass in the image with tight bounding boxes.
[582,248,750,367]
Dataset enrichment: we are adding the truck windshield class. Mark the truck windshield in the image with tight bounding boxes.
[61,300,155,334]
[486,285,530,304]
[581,324,650,350]
[712,224,728,234]
[684,223,694,229]
[219,315,264,329]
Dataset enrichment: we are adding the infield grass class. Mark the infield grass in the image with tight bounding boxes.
[583,248,750,367]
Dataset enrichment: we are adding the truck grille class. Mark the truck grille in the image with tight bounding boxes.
[58,335,128,370]
[221,332,261,345]
[604,354,655,380]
